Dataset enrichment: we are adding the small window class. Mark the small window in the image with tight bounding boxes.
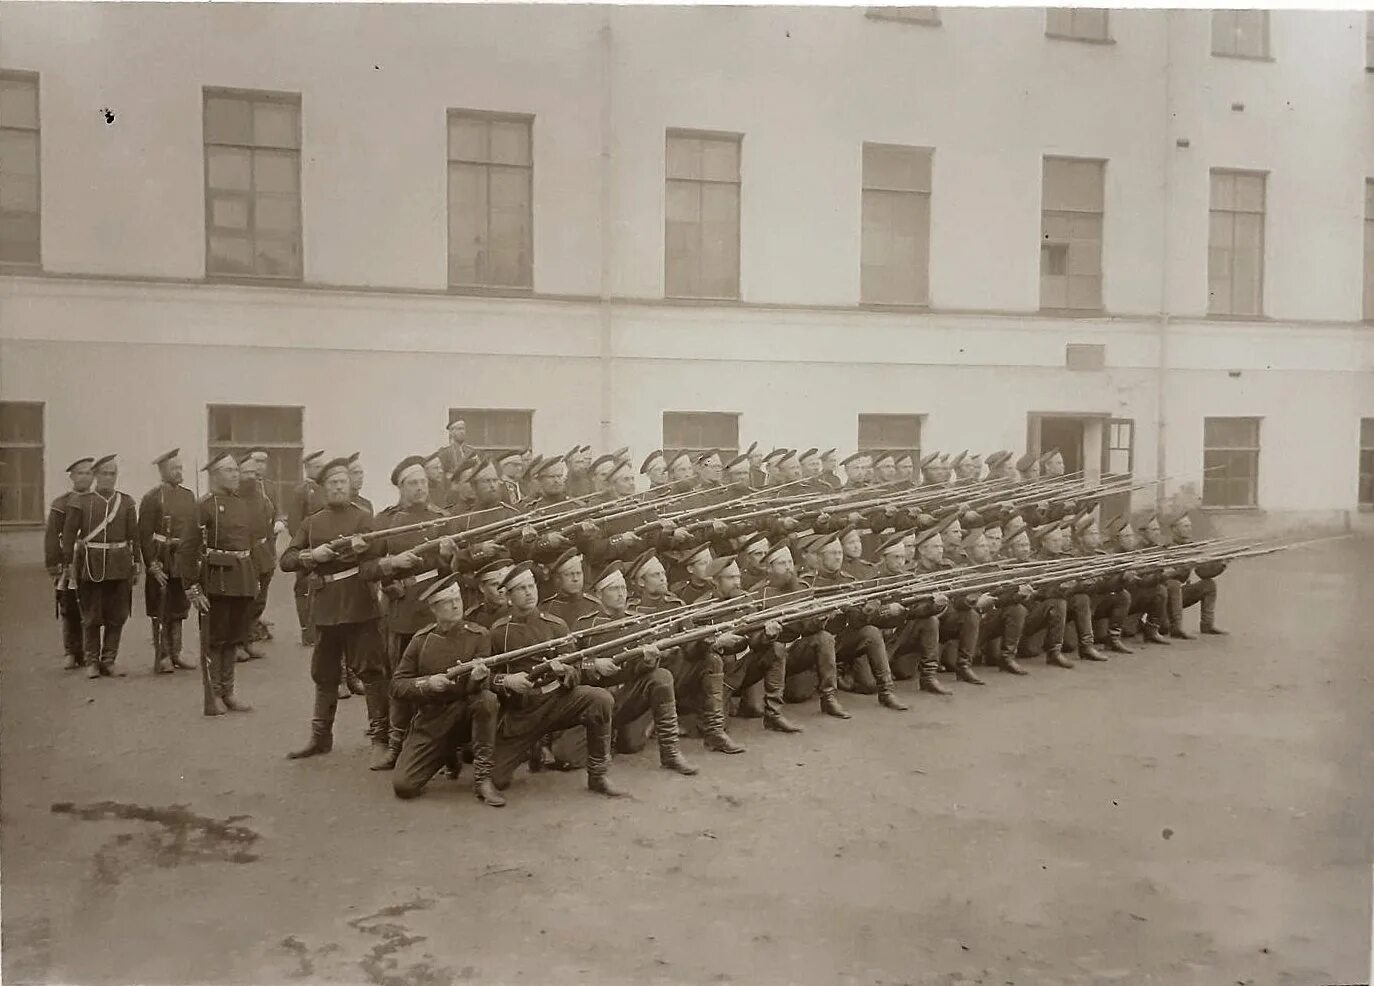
[0,71,41,268]
[1208,169,1266,317]
[1046,8,1110,42]
[1203,417,1260,508]
[858,413,922,461]
[861,143,933,306]
[663,411,740,460]
[448,408,533,457]
[1366,13,1374,71]
[448,110,534,290]
[865,7,941,26]
[1360,418,1374,508]
[0,401,43,523]
[1363,179,1374,321]
[207,404,303,510]
[665,130,741,300]
[1041,157,1105,311]
[1212,10,1270,59]
[1065,343,1106,370]
[1102,418,1134,477]
[203,88,302,280]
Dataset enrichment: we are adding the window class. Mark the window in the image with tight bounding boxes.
[1361,419,1374,508]
[665,130,741,300]
[1041,157,1105,311]
[858,414,922,461]
[1046,8,1110,42]
[1364,180,1374,320]
[0,401,43,523]
[0,72,40,267]
[203,88,302,280]
[448,110,533,290]
[1102,418,1134,477]
[1208,170,1265,317]
[663,412,739,459]
[866,7,941,26]
[862,143,932,306]
[448,408,533,457]
[1066,343,1106,370]
[1212,10,1270,59]
[207,404,303,511]
[1367,13,1374,71]
[1203,417,1260,508]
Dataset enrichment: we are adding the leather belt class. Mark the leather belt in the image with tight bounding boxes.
[85,540,129,549]
[322,567,359,583]
[403,569,440,588]
[152,533,181,544]
[207,548,251,560]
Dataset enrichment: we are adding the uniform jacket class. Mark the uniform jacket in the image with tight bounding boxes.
[671,579,712,604]
[542,592,600,627]
[390,620,491,705]
[45,490,81,571]
[63,490,141,582]
[632,593,685,615]
[280,503,385,625]
[138,482,199,580]
[239,480,278,575]
[488,609,575,728]
[371,501,452,636]
[287,479,324,536]
[175,491,260,597]
[464,598,509,629]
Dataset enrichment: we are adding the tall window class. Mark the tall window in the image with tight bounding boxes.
[861,143,932,306]
[1046,8,1110,42]
[865,7,941,26]
[858,414,923,461]
[1208,169,1265,317]
[1203,417,1260,508]
[447,111,533,290]
[1041,157,1104,311]
[1361,419,1374,508]
[1367,13,1374,71]
[1364,179,1374,320]
[448,409,534,457]
[665,130,741,300]
[1102,418,1134,477]
[207,404,302,511]
[203,88,302,280]
[1211,10,1270,59]
[0,401,43,523]
[663,412,740,460]
[0,72,40,268]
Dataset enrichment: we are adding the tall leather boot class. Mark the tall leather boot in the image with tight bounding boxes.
[999,636,1029,675]
[364,680,396,770]
[219,646,253,712]
[1077,626,1108,662]
[63,613,84,669]
[151,618,173,674]
[1167,585,1194,639]
[736,679,765,718]
[472,743,505,807]
[876,668,909,710]
[99,623,127,677]
[954,646,986,684]
[167,620,195,669]
[654,698,698,775]
[702,672,746,753]
[918,621,952,694]
[84,624,103,679]
[816,637,851,719]
[1105,627,1134,654]
[345,667,365,696]
[762,647,803,733]
[1199,583,1227,634]
[287,689,336,758]
[585,720,627,797]
[1141,615,1172,645]
[201,635,225,716]
[1046,645,1074,669]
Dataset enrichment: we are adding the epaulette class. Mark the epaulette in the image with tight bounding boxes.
[574,611,600,625]
[663,593,684,604]
[463,603,482,618]
[426,503,447,515]
[581,592,599,604]
[462,622,486,634]
[414,622,437,636]
[490,615,512,631]
[538,612,563,624]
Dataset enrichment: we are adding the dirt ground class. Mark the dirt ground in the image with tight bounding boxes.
[2,540,1371,986]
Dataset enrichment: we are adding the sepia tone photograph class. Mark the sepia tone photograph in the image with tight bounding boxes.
[1,2,1372,984]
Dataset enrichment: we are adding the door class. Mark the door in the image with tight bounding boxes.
[1028,415,1086,474]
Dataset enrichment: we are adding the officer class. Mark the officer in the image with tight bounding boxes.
[138,448,198,674]
[63,454,142,680]
[281,457,388,760]
[390,573,504,805]
[177,451,257,715]
[46,457,95,669]
[288,450,327,646]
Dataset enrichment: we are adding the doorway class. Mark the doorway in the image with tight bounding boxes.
[1033,416,1086,474]
[1026,413,1136,522]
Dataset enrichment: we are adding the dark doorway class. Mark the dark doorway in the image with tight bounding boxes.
[1033,416,1085,473]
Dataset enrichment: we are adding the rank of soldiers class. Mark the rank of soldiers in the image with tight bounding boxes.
[50,423,1312,812]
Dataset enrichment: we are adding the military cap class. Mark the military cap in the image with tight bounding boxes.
[985,450,1011,468]
[519,455,545,483]
[761,540,793,566]
[738,530,771,556]
[475,558,514,583]
[452,456,482,485]
[640,449,667,474]
[919,451,940,468]
[743,441,758,455]
[153,448,180,465]
[1103,515,1131,537]
[318,457,351,482]
[706,555,739,579]
[203,451,235,472]
[665,450,693,471]
[776,449,799,467]
[1166,511,1192,530]
[695,449,722,466]
[798,447,820,464]
[612,446,631,462]
[346,451,361,465]
[625,548,662,583]
[1028,519,1067,548]
[550,547,583,576]
[419,572,464,606]
[840,450,871,467]
[893,450,914,467]
[911,514,955,547]
[303,450,326,465]
[532,457,566,480]
[423,449,445,467]
[949,450,968,469]
[793,533,823,557]
[246,446,270,461]
[493,448,521,466]
[723,452,750,472]
[673,542,713,569]
[878,530,911,556]
[472,458,499,481]
[1039,447,1062,464]
[561,446,580,463]
[500,561,537,590]
[811,530,841,552]
[237,452,257,467]
[871,450,896,467]
[590,453,616,473]
[390,455,428,486]
[607,457,634,481]
[65,457,94,473]
[591,560,626,592]
[1015,451,1038,472]
[1003,514,1028,540]
[821,448,838,460]
[1072,509,1100,535]
[762,448,787,467]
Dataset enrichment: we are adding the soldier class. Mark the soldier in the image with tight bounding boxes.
[1021,520,1076,668]
[1041,448,1066,478]
[367,455,455,770]
[759,448,786,485]
[46,457,94,669]
[1015,451,1040,482]
[626,549,682,614]
[921,453,953,487]
[737,532,771,590]
[566,446,595,498]
[798,448,823,481]
[346,453,372,515]
[818,449,843,490]
[281,457,387,760]
[840,525,877,580]
[522,457,573,509]
[288,450,327,646]
[1105,515,1172,646]
[773,449,803,485]
[1067,510,1133,656]
[985,451,1017,482]
[666,451,696,487]
[177,451,257,715]
[487,562,625,796]
[1157,512,1228,638]
[952,452,981,485]
[640,449,670,488]
[467,558,513,628]
[236,452,278,661]
[840,451,872,489]
[587,454,616,494]
[872,451,898,485]
[746,442,767,488]
[606,457,638,497]
[390,573,504,805]
[541,548,600,626]
[912,519,988,690]
[574,562,698,774]
[63,454,142,680]
[894,452,916,486]
[424,451,456,510]
[497,449,526,503]
[670,542,714,603]
[436,417,474,477]
[722,453,752,487]
[138,448,198,675]
[695,449,725,487]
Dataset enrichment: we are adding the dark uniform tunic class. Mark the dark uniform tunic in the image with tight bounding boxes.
[240,479,278,625]
[175,490,260,645]
[287,478,326,630]
[46,490,85,656]
[139,481,198,621]
[63,490,141,627]
[542,591,600,628]
[671,578,712,604]
[464,598,509,630]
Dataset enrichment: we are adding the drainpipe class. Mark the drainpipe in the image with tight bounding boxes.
[1155,10,1175,513]
[597,11,615,451]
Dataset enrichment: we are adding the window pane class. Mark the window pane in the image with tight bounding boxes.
[487,166,532,287]
[204,96,253,145]
[0,129,38,178]
[700,139,739,182]
[666,180,701,223]
[208,233,253,275]
[1210,171,1235,211]
[488,120,531,167]
[253,149,298,194]
[1361,418,1374,448]
[253,101,299,149]
[0,447,43,522]
[1067,275,1101,310]
[206,146,252,191]
[449,115,488,162]
[1204,417,1258,448]
[1077,9,1108,40]
[0,78,38,130]
[1040,273,1067,309]
[448,162,488,285]
[0,402,42,442]
[0,174,37,212]
[666,136,701,180]
[864,144,930,193]
[209,194,250,231]
[1043,158,1102,213]
[254,236,300,278]
[0,214,40,263]
[1234,174,1265,213]
[254,193,299,233]
[1236,10,1267,57]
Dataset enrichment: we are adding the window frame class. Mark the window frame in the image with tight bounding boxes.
[1210,9,1272,61]
[664,128,743,302]
[1044,8,1112,44]
[446,108,535,294]
[447,408,535,457]
[865,7,941,27]
[206,403,304,512]
[202,86,303,283]
[857,413,923,462]
[860,142,933,308]
[1207,168,1268,319]
[1366,12,1374,72]
[1364,178,1374,322]
[1040,155,1106,314]
[0,70,41,270]
[1201,416,1261,510]
[1360,418,1374,509]
[662,411,741,461]
[0,400,44,526]
[1102,417,1134,478]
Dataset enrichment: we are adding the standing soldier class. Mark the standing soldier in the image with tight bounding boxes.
[46,457,94,669]
[1041,448,1066,478]
[177,452,257,715]
[723,453,752,486]
[237,451,280,660]
[746,442,767,488]
[280,457,387,761]
[347,452,372,515]
[695,449,725,488]
[436,417,473,477]
[817,449,843,490]
[798,448,824,482]
[497,449,525,503]
[288,450,327,646]
[423,451,456,510]
[894,452,916,487]
[840,451,872,489]
[872,451,898,485]
[666,451,697,488]
[566,446,595,498]
[138,448,198,675]
[588,454,617,494]
[63,455,142,680]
